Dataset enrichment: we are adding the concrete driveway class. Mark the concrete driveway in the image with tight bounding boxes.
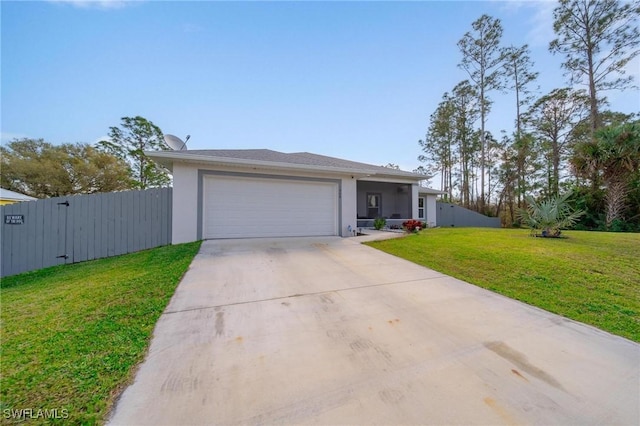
[109,237,639,425]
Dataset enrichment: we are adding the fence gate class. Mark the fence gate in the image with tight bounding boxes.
[57,200,70,263]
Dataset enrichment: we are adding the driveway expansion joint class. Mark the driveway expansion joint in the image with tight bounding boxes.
[162,275,446,315]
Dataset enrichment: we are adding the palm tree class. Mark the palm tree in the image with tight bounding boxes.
[572,123,640,228]
[518,191,584,237]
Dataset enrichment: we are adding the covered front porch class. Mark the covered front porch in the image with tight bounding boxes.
[356,181,420,228]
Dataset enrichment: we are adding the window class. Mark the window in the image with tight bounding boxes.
[367,193,381,218]
[418,197,425,219]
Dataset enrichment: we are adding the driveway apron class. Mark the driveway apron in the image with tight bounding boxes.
[109,237,639,425]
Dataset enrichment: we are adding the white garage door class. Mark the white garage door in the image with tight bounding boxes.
[203,175,338,239]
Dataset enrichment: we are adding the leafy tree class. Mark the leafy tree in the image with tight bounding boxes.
[549,0,640,135]
[625,172,640,230]
[518,191,585,237]
[484,130,502,207]
[419,81,479,207]
[412,166,433,188]
[501,44,539,141]
[419,92,456,201]
[0,139,132,198]
[495,137,519,224]
[598,111,640,128]
[458,14,505,211]
[524,88,590,197]
[513,132,541,207]
[570,110,637,190]
[501,44,539,205]
[451,80,480,208]
[98,116,170,189]
[572,122,640,227]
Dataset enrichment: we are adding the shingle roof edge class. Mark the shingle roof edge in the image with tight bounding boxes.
[146,149,427,179]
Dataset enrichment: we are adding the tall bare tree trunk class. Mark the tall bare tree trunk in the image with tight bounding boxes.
[585,23,600,137]
[480,88,486,213]
[605,179,627,228]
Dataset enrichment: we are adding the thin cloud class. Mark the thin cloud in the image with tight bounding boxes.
[1,133,30,145]
[93,135,112,145]
[501,1,557,48]
[495,0,557,48]
[46,0,136,10]
[526,1,556,48]
[607,55,640,105]
[183,23,205,34]
[622,52,640,85]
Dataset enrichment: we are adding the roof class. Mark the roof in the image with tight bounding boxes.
[418,187,447,195]
[0,188,37,202]
[146,149,429,180]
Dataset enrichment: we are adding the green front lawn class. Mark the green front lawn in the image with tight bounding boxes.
[367,228,640,342]
[0,242,201,425]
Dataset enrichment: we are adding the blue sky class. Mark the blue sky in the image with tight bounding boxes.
[2,0,639,174]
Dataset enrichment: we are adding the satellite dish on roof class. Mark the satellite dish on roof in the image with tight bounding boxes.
[164,134,190,151]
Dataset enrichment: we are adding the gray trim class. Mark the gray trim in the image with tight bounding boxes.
[197,170,342,240]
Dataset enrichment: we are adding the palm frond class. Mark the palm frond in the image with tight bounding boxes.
[517,191,585,235]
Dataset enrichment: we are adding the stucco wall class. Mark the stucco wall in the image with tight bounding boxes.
[171,161,359,243]
[341,178,357,237]
[412,185,420,220]
[425,194,437,227]
[172,163,199,244]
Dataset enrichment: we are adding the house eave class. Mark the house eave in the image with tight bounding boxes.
[418,188,448,195]
[357,176,424,184]
[146,151,424,181]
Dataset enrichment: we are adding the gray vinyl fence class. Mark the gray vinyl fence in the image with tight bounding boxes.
[1,188,172,278]
[436,202,501,228]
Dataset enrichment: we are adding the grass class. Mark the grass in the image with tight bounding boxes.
[366,228,640,342]
[0,241,201,425]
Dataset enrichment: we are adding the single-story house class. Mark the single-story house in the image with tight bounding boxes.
[0,188,37,205]
[146,149,443,243]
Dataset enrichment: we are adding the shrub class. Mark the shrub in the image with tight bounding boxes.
[373,217,386,230]
[402,219,423,233]
[517,191,585,237]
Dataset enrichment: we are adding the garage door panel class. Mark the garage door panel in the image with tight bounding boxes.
[204,176,338,239]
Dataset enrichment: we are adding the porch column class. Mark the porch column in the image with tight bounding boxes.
[411,184,419,219]
[426,195,437,227]
[173,163,199,244]
[341,177,357,236]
